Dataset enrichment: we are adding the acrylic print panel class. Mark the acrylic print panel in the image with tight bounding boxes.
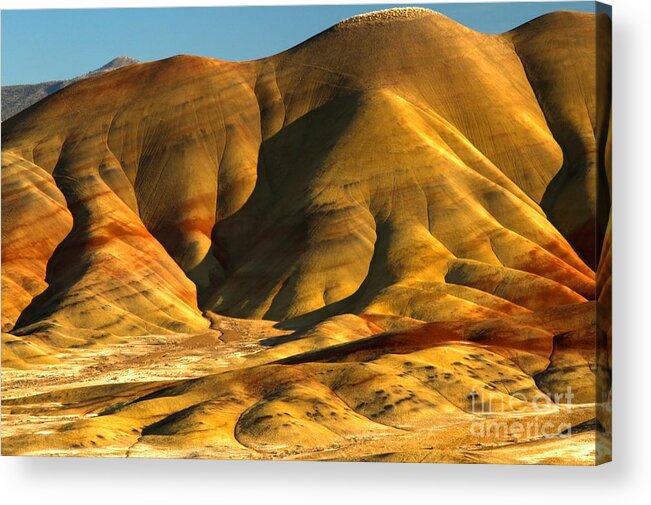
[0,2,611,465]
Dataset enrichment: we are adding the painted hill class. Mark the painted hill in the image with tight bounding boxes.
[1,9,608,335]
[1,8,611,463]
[1,56,139,120]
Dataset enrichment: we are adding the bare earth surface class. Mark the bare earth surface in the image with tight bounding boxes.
[2,313,608,464]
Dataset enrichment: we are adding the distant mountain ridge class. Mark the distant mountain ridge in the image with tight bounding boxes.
[1,57,139,120]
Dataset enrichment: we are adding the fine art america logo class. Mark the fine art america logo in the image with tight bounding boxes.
[469,387,575,439]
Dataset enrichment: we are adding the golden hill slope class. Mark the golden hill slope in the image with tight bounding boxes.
[2,8,607,336]
[508,11,612,267]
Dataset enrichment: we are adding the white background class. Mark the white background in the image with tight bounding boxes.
[0,0,649,503]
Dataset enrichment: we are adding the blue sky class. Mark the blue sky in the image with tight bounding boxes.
[2,2,604,85]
